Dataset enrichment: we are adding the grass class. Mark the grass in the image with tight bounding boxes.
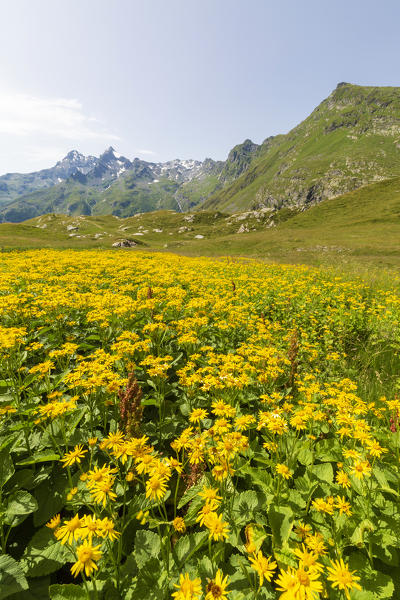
[3,176,400,277]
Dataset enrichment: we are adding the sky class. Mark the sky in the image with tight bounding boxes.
[1,0,400,173]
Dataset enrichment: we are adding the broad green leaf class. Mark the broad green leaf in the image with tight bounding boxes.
[297,446,314,466]
[63,407,86,439]
[21,527,72,578]
[311,463,333,484]
[0,555,28,600]
[49,585,86,600]
[197,555,213,580]
[233,490,265,525]
[133,557,165,600]
[6,470,34,491]
[348,551,394,599]
[5,491,38,525]
[33,472,67,527]
[241,465,274,498]
[134,530,160,569]
[17,452,60,466]
[0,450,14,488]
[7,576,50,600]
[174,531,207,565]
[350,519,375,547]
[268,505,294,548]
[177,476,207,510]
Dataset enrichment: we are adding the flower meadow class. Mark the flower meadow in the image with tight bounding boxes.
[0,249,400,600]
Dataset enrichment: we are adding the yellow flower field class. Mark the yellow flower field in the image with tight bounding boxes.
[0,249,399,599]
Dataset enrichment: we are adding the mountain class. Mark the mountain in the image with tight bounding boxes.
[0,150,98,207]
[3,82,400,222]
[0,148,229,222]
[204,83,400,211]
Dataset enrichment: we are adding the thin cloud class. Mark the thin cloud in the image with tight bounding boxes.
[0,92,119,141]
[137,149,156,156]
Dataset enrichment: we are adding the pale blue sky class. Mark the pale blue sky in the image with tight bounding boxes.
[1,0,399,172]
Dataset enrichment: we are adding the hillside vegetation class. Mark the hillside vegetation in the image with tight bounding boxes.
[3,177,400,271]
[204,83,400,212]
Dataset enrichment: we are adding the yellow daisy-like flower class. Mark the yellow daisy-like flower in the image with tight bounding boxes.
[85,465,117,489]
[60,445,87,468]
[189,408,208,424]
[275,566,299,597]
[100,430,125,451]
[172,517,186,534]
[294,565,323,598]
[248,551,277,586]
[90,479,117,506]
[79,514,102,542]
[97,516,120,541]
[305,533,327,556]
[336,469,350,488]
[275,463,292,479]
[70,541,102,578]
[198,487,222,502]
[327,558,362,599]
[145,475,168,501]
[46,514,61,529]
[205,569,230,600]
[335,496,352,516]
[350,460,372,480]
[196,500,219,527]
[136,453,156,475]
[172,572,202,600]
[55,514,82,545]
[204,513,229,542]
[294,522,312,539]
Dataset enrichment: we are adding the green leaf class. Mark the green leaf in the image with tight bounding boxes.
[17,452,60,466]
[49,585,86,600]
[297,446,314,466]
[311,463,333,484]
[348,551,394,599]
[197,555,213,581]
[0,555,28,600]
[5,491,38,526]
[174,531,207,565]
[133,557,165,600]
[134,530,160,569]
[268,505,294,547]
[6,470,35,491]
[0,450,14,488]
[33,472,67,527]
[177,476,206,510]
[63,407,86,439]
[7,576,50,600]
[233,490,265,525]
[241,465,274,498]
[350,519,375,547]
[21,527,72,578]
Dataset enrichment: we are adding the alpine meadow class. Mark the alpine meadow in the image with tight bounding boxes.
[3,1,400,598]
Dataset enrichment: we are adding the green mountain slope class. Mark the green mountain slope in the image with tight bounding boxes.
[204,83,400,212]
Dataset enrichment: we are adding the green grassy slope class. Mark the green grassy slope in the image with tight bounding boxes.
[3,177,400,271]
[204,83,400,212]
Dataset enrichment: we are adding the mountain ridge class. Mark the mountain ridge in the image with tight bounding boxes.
[2,82,400,222]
